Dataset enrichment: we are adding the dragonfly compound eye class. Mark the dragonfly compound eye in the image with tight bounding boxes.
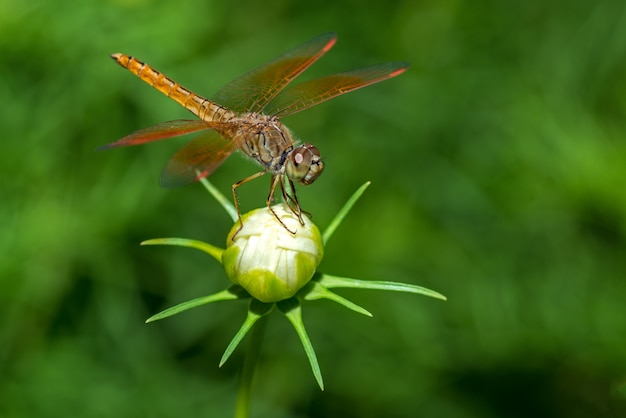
[286,144,324,185]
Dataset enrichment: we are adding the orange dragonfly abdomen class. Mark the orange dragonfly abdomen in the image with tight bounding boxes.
[111,53,235,122]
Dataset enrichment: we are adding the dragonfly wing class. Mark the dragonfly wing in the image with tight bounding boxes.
[265,62,409,117]
[99,120,213,149]
[210,33,337,114]
[160,129,239,188]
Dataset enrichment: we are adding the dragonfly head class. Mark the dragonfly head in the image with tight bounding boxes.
[285,144,324,185]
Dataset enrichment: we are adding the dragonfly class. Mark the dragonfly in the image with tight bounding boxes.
[102,32,408,233]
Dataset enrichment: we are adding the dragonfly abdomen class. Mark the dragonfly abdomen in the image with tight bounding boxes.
[110,53,234,123]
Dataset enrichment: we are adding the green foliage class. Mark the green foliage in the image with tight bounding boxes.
[2,0,626,417]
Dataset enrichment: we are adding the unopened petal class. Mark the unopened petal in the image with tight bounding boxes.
[222,205,323,302]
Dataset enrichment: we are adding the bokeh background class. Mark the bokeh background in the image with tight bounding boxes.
[2,0,626,417]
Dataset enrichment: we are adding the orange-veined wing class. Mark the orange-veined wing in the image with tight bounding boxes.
[264,62,409,117]
[98,120,214,149]
[99,119,239,187]
[211,32,337,114]
[160,129,239,188]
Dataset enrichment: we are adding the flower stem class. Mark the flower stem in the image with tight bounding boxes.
[234,315,267,418]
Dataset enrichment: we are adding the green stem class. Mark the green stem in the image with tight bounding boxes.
[234,315,267,418]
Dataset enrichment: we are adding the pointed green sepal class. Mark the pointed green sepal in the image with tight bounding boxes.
[220,299,274,367]
[141,237,224,263]
[146,285,250,323]
[277,298,324,390]
[322,181,370,245]
[299,279,372,317]
[199,176,238,222]
[318,274,447,301]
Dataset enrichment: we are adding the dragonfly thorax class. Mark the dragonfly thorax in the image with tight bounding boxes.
[234,113,292,171]
[234,113,322,184]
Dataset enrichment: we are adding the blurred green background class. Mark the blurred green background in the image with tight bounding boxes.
[2,0,626,416]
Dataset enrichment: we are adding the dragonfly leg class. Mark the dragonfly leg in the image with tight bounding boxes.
[281,178,306,226]
[267,175,296,235]
[231,171,267,239]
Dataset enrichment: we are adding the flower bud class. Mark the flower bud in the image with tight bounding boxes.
[222,204,324,302]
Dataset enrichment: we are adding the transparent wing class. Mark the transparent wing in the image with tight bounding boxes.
[160,129,239,188]
[98,120,214,149]
[265,62,409,117]
[211,33,337,114]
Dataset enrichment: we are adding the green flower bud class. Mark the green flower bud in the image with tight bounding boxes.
[222,204,324,303]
